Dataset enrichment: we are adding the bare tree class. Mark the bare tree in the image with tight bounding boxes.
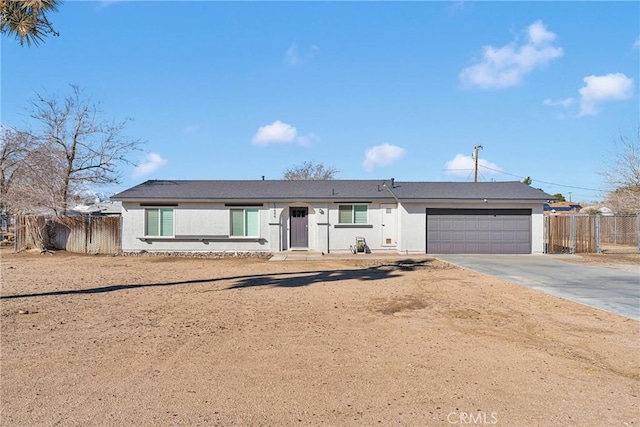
[26,85,142,215]
[601,130,640,214]
[605,187,640,214]
[283,161,338,180]
[7,142,68,216]
[0,126,35,228]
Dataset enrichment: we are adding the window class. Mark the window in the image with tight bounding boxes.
[338,205,368,224]
[145,208,174,237]
[230,208,259,237]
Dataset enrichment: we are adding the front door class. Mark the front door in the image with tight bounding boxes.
[290,207,309,249]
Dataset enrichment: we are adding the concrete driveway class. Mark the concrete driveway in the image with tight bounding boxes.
[435,254,640,321]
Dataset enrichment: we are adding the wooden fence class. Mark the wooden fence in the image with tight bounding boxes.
[544,214,639,254]
[14,215,121,254]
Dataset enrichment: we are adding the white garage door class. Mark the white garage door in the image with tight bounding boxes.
[426,209,532,254]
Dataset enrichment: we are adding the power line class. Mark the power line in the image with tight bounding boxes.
[477,165,605,193]
[441,166,604,193]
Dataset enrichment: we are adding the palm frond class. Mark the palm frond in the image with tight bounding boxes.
[0,0,61,46]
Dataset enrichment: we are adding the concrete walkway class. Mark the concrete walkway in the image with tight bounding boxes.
[269,251,325,261]
[269,251,435,262]
[435,254,640,321]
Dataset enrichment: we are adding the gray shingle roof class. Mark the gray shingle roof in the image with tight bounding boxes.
[112,180,552,202]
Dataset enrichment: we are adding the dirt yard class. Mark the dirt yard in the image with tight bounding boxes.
[557,252,640,272]
[1,248,638,426]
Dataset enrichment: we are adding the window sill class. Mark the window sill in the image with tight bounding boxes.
[138,235,264,242]
[334,224,373,229]
[138,236,175,241]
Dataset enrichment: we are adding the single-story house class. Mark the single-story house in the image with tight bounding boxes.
[111,179,552,254]
[68,201,123,217]
[543,201,583,215]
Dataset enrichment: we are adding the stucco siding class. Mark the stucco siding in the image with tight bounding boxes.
[531,205,544,254]
[398,203,426,253]
[326,203,397,253]
[120,199,545,254]
[121,202,276,252]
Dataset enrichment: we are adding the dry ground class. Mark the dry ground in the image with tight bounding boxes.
[1,248,638,426]
[557,252,640,272]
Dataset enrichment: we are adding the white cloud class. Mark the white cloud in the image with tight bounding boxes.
[444,154,502,177]
[459,20,563,89]
[134,152,167,178]
[251,120,318,146]
[284,43,319,67]
[543,97,575,108]
[634,36,640,49]
[578,73,634,116]
[527,20,556,45]
[252,120,297,145]
[362,143,406,171]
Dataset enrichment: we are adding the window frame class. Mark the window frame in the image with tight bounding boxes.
[338,204,369,224]
[144,207,174,237]
[229,207,260,238]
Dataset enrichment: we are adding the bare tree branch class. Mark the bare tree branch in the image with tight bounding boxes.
[5,85,143,216]
[283,161,338,180]
[0,126,36,227]
[601,129,640,214]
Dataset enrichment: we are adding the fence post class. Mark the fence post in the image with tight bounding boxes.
[595,215,601,254]
[84,215,89,254]
[637,214,640,253]
[569,215,576,254]
[543,216,548,254]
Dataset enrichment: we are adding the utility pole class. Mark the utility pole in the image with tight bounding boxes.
[473,145,483,183]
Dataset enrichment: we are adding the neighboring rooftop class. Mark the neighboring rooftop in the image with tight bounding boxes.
[112,180,552,202]
[544,202,583,214]
[68,201,123,216]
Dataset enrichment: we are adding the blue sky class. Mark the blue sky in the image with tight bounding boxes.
[2,1,638,202]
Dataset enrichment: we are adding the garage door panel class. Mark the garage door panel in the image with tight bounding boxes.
[490,221,505,230]
[477,221,491,231]
[490,231,502,240]
[426,209,531,254]
[478,231,491,240]
[477,243,491,252]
